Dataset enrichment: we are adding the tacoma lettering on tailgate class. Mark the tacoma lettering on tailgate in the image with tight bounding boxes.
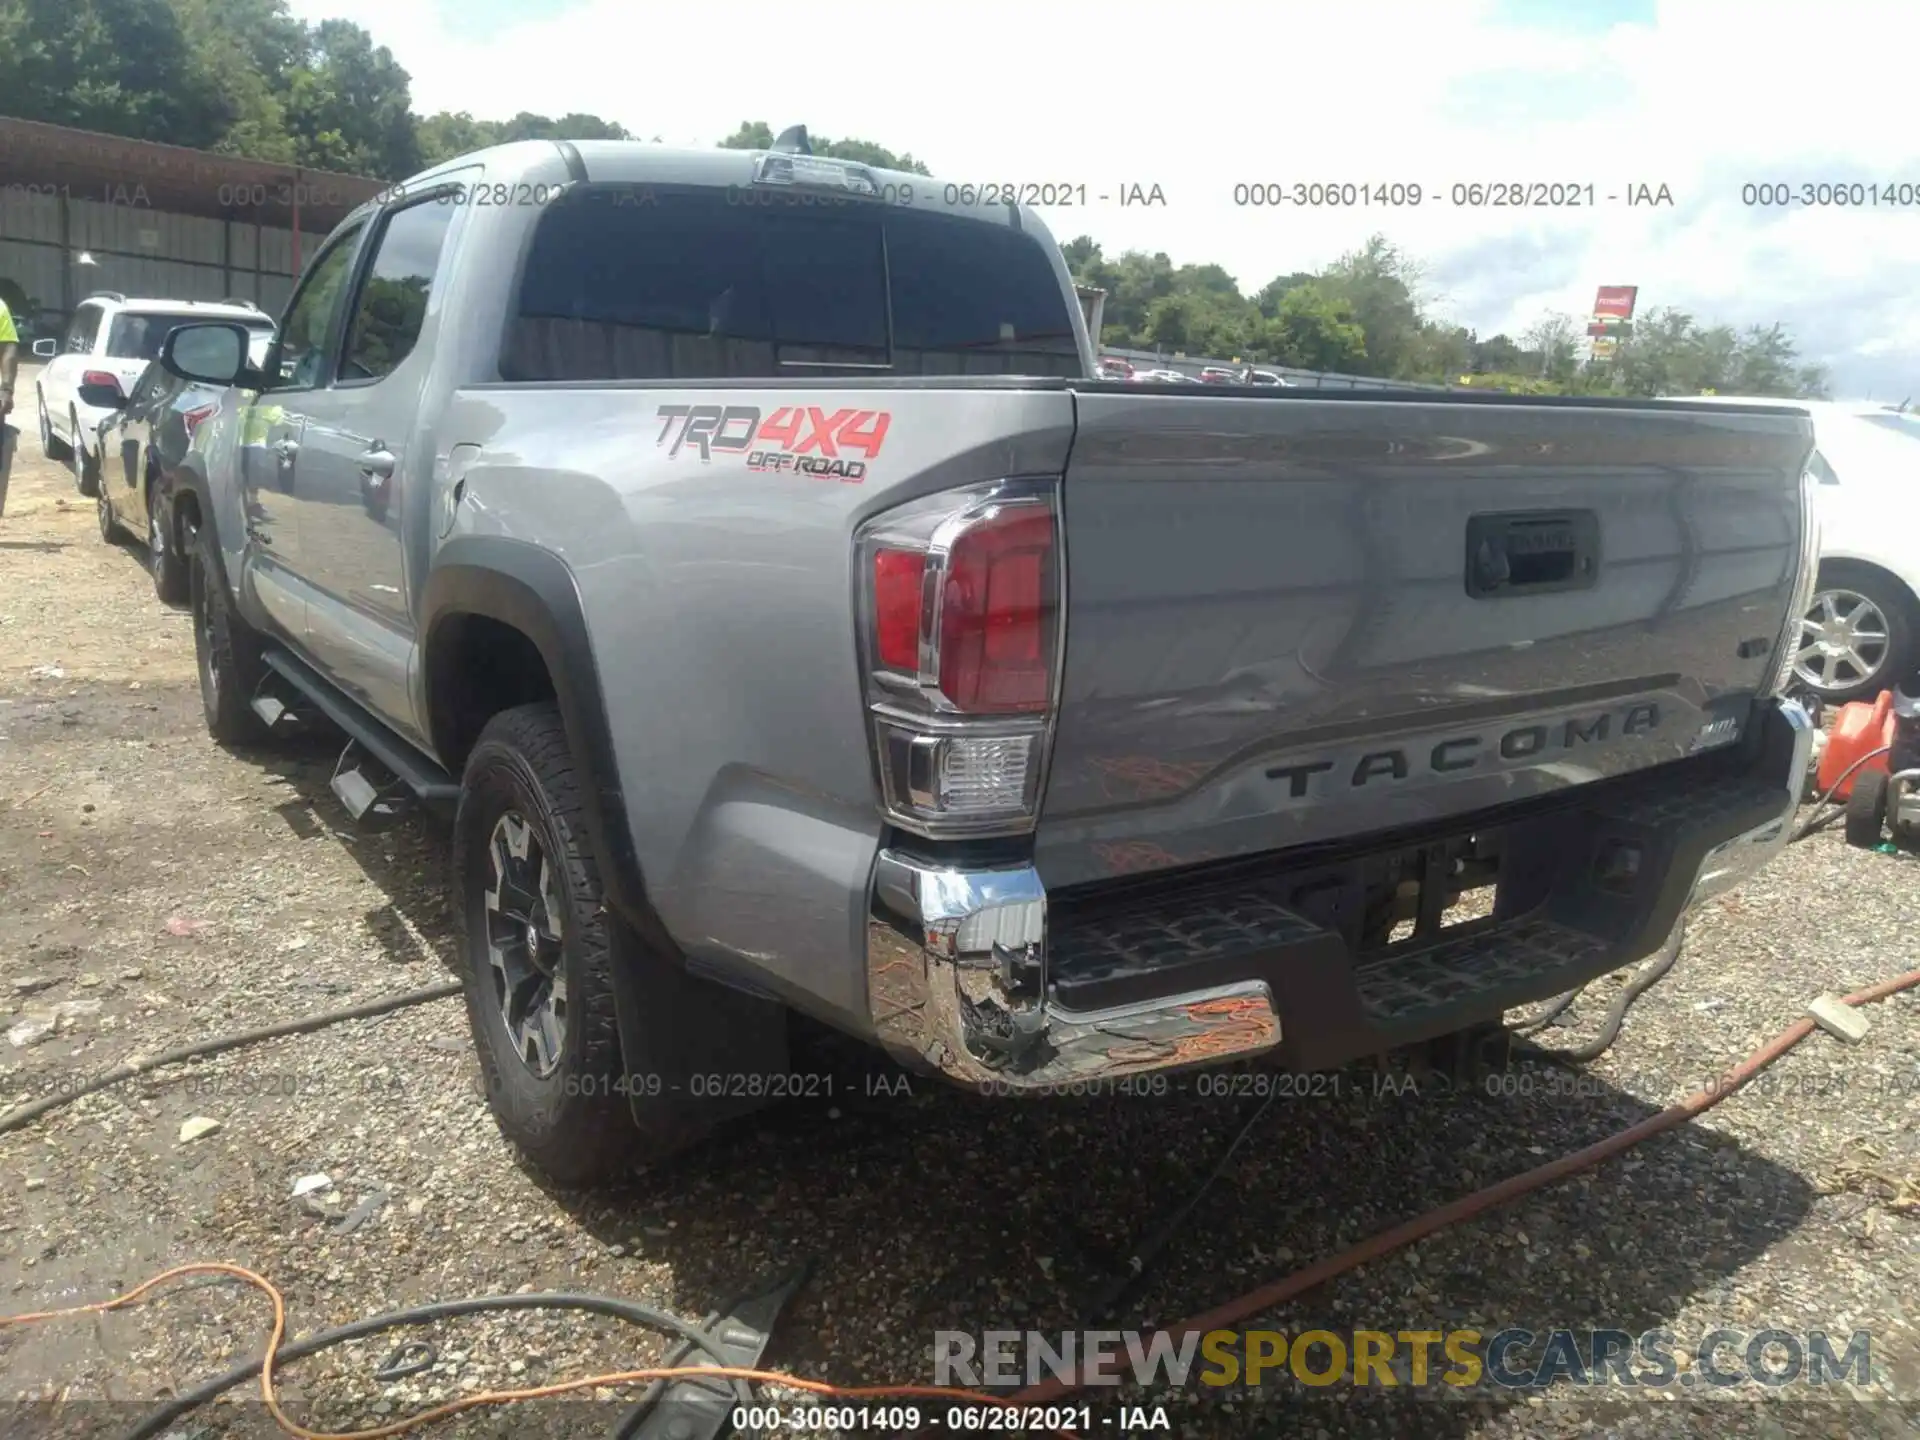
[1266,702,1662,799]
[655,403,890,483]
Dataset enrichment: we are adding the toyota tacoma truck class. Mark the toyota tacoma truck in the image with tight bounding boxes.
[153,131,1818,1186]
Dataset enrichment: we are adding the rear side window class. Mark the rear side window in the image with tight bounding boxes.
[503,186,1081,381]
[108,312,214,362]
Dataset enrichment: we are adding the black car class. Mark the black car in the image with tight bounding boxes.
[89,335,268,603]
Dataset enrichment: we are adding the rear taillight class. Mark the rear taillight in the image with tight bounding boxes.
[857,481,1063,836]
[182,403,217,436]
[81,370,122,394]
[938,509,1055,713]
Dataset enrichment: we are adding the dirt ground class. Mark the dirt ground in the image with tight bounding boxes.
[2,387,1919,1439]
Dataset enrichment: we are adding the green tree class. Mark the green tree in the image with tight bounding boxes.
[414,111,501,167]
[1520,312,1584,383]
[413,109,633,167]
[1263,283,1366,371]
[0,0,220,145]
[1318,235,1427,378]
[1472,333,1524,373]
[1253,271,1316,320]
[281,18,419,177]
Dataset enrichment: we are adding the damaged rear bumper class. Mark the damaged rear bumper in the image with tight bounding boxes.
[866,697,1812,1090]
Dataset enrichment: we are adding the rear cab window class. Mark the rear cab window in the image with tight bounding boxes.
[501,185,1081,382]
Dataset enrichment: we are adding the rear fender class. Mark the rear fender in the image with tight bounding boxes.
[420,538,787,1110]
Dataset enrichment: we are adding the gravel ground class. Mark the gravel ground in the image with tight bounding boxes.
[2,391,1918,1439]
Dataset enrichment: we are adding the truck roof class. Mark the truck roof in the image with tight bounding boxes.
[383,138,1023,231]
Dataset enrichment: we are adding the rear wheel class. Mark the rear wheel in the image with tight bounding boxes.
[1845,768,1890,849]
[454,704,719,1185]
[189,526,268,746]
[71,410,100,497]
[37,390,70,462]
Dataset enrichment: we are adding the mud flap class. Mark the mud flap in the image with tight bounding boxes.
[609,918,789,1137]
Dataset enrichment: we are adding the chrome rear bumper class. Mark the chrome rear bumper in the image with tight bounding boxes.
[866,697,1812,1091]
[866,854,1278,1091]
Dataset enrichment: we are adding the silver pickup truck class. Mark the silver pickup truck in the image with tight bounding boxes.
[154,132,1818,1185]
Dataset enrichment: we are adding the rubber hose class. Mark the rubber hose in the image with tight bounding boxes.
[123,1292,747,1440]
[1791,744,1892,843]
[1006,963,1920,1405]
[1520,926,1686,1064]
[1507,985,1587,1035]
[0,982,464,1136]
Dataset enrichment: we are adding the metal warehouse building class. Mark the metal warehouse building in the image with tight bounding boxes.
[0,117,382,337]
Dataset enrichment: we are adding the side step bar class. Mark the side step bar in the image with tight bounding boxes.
[259,647,461,818]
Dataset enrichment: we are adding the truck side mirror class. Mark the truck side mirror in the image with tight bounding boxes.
[161,322,250,387]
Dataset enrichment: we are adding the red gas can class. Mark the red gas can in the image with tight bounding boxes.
[1815,690,1895,802]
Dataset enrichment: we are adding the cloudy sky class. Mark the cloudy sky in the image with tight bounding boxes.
[287,0,1920,401]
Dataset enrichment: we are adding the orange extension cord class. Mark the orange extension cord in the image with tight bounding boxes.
[5,967,1918,1437]
[0,1260,1079,1438]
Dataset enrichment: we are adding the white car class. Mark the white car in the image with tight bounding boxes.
[33,293,274,497]
[1684,396,1920,702]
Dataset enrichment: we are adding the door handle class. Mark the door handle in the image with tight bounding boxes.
[360,447,396,481]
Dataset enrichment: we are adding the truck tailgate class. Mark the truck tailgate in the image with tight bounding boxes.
[1037,390,1814,888]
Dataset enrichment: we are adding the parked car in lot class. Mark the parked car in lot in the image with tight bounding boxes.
[155,134,1817,1186]
[1668,397,1920,703]
[34,294,272,496]
[1198,365,1239,384]
[1095,355,1133,379]
[88,330,276,602]
[1245,368,1293,387]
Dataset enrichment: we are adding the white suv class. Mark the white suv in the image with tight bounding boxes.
[34,294,275,495]
[1670,396,1920,702]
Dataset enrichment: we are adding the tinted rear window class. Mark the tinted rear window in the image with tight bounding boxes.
[106,313,270,362]
[503,186,1081,381]
[105,313,207,361]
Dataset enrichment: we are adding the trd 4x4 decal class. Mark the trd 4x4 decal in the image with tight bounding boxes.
[655,404,891,483]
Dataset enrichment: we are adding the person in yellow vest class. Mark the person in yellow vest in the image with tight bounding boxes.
[239,399,285,449]
[0,296,18,425]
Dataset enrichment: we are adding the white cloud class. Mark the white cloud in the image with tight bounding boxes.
[289,0,1920,397]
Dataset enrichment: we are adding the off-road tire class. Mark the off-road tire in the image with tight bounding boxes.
[72,411,100,497]
[149,482,190,606]
[1845,768,1890,849]
[38,390,70,462]
[453,704,692,1186]
[95,475,116,542]
[189,525,268,746]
